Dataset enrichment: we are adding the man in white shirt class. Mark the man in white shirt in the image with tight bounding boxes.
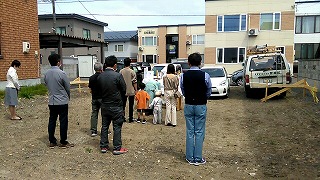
[4,60,21,120]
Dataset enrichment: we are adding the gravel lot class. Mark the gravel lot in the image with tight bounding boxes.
[0,86,319,179]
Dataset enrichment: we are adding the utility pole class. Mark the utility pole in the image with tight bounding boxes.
[52,0,56,33]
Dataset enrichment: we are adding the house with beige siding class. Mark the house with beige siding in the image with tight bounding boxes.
[205,0,295,74]
[137,24,205,64]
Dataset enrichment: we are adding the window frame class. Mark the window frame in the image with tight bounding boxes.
[82,29,91,39]
[142,54,157,64]
[295,43,320,60]
[217,14,247,32]
[142,36,157,46]
[98,33,101,39]
[192,34,205,45]
[114,44,124,52]
[216,47,246,64]
[260,12,281,31]
[296,15,320,34]
[56,26,66,35]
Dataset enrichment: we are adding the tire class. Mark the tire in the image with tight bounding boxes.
[236,78,244,86]
[245,86,252,98]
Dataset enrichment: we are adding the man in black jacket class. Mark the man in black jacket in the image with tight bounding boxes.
[98,55,128,155]
[180,53,212,165]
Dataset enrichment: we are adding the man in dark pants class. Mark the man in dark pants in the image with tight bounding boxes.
[98,55,128,155]
[44,53,74,149]
[119,58,137,123]
[180,53,212,165]
[88,62,103,136]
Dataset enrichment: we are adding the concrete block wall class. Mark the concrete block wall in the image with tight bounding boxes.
[298,60,320,90]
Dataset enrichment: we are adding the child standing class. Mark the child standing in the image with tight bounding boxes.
[149,91,163,125]
[135,83,150,124]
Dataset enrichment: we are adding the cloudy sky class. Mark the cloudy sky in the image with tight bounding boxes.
[37,0,205,31]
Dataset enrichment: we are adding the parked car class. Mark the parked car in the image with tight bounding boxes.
[172,61,190,73]
[136,62,151,71]
[201,66,230,98]
[230,69,244,86]
[151,63,180,79]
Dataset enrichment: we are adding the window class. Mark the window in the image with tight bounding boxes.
[217,14,247,32]
[192,34,204,45]
[142,54,157,63]
[98,33,101,39]
[296,15,320,34]
[142,36,157,46]
[83,29,91,39]
[295,43,320,60]
[216,47,246,64]
[56,27,66,35]
[115,45,124,52]
[260,13,281,30]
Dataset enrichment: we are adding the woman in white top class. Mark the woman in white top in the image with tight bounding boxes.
[5,60,21,120]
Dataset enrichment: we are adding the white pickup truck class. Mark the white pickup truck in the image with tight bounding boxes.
[243,52,292,98]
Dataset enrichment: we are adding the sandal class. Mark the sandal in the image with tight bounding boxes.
[10,116,22,120]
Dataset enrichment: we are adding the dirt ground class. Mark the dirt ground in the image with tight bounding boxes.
[0,86,319,179]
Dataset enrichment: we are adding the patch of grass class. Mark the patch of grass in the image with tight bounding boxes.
[0,90,4,99]
[0,84,48,100]
[18,84,48,99]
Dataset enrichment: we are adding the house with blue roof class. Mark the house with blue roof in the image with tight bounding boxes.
[104,31,138,61]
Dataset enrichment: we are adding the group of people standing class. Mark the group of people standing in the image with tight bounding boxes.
[4,52,212,165]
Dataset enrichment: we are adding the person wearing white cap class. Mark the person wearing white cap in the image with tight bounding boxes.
[149,91,163,125]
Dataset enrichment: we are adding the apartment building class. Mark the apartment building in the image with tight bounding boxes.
[104,31,138,61]
[137,24,205,64]
[0,0,40,89]
[38,14,108,64]
[205,0,295,73]
[294,0,320,84]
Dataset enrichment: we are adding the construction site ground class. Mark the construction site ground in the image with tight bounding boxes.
[0,86,319,179]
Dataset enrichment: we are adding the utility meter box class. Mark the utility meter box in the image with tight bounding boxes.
[22,42,30,53]
[78,55,97,77]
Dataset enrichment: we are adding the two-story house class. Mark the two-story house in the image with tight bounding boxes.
[0,0,40,89]
[104,31,138,61]
[205,0,295,74]
[38,14,108,64]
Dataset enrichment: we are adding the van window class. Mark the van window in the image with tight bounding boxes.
[250,55,286,71]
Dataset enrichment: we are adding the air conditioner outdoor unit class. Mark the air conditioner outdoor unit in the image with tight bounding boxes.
[186,40,191,45]
[248,28,259,36]
[139,46,144,51]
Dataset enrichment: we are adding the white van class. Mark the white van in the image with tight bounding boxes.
[243,52,292,98]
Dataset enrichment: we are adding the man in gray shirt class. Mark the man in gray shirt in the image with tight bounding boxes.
[44,54,73,149]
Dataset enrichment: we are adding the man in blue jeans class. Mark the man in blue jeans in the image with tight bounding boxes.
[180,53,212,165]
